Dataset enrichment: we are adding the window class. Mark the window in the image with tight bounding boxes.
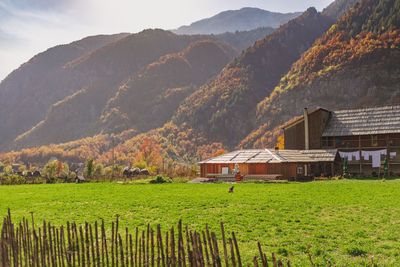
[297,166,303,175]
[335,137,343,146]
[322,137,333,148]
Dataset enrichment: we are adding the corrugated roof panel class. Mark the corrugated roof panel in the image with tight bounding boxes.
[199,149,338,164]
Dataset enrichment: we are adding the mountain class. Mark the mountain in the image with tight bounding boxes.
[99,40,237,134]
[11,30,206,149]
[174,7,301,35]
[173,8,334,146]
[0,33,129,149]
[0,26,274,152]
[3,0,396,169]
[243,0,400,148]
[215,27,275,51]
[322,0,359,19]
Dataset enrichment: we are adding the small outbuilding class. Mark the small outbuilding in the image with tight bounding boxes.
[199,149,340,181]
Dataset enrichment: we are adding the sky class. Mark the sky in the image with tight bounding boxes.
[0,0,334,81]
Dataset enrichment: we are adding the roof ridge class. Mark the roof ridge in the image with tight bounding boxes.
[333,104,400,114]
[265,149,283,162]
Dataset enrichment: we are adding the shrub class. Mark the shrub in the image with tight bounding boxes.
[149,175,172,184]
[0,174,26,185]
[277,247,288,257]
[346,246,367,257]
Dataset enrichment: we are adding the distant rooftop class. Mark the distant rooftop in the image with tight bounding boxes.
[322,105,400,137]
[199,149,338,164]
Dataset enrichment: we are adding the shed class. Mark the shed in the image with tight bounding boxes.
[199,149,340,181]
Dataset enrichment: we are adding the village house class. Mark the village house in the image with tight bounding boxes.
[283,105,400,176]
[199,149,341,181]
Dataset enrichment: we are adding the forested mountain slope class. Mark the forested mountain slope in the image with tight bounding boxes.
[242,0,400,148]
[215,27,274,51]
[322,0,359,19]
[99,40,237,134]
[12,30,206,149]
[174,8,334,146]
[0,33,129,149]
[1,27,274,151]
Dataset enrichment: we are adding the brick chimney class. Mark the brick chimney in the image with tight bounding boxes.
[304,108,309,150]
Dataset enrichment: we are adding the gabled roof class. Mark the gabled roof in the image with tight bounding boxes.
[322,105,400,137]
[199,149,338,164]
[282,107,330,129]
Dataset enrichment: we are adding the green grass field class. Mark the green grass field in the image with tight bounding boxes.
[1,180,400,265]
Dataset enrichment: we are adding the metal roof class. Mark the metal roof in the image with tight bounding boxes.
[199,149,338,164]
[299,149,338,162]
[323,105,400,137]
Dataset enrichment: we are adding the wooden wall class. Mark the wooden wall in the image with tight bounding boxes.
[200,162,318,180]
[284,109,330,150]
[322,133,400,176]
[284,122,305,150]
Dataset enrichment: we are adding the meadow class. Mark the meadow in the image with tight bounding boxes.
[0,180,400,265]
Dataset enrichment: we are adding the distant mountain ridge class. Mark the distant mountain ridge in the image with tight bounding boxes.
[174,7,301,34]
[0,33,130,149]
[11,30,208,149]
[0,26,274,151]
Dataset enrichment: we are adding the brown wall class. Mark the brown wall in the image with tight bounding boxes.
[284,122,305,150]
[321,133,400,176]
[248,164,267,174]
[309,110,331,149]
[200,162,322,180]
[284,109,330,150]
[201,163,250,177]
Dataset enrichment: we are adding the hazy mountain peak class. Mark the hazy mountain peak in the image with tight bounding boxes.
[173,7,301,35]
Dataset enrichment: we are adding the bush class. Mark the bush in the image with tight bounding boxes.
[346,246,367,257]
[277,247,289,257]
[149,175,172,184]
[0,174,27,185]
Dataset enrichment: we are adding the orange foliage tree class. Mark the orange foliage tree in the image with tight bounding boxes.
[276,134,285,150]
[133,137,163,172]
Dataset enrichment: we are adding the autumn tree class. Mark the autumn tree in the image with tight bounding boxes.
[94,163,105,178]
[84,158,95,179]
[0,162,4,173]
[276,134,285,149]
[133,137,163,173]
[43,160,58,183]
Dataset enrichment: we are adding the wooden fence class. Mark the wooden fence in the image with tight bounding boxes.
[0,209,289,266]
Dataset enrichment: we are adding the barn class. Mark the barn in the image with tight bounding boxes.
[283,105,400,176]
[199,149,340,181]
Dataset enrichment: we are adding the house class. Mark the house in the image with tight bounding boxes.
[199,149,341,181]
[11,164,21,173]
[283,105,400,176]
